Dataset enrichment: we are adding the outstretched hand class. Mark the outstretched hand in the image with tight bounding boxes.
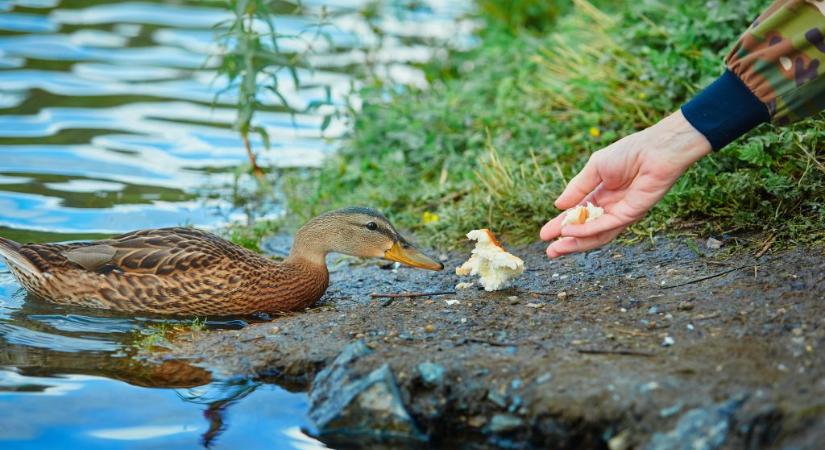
[540,110,712,258]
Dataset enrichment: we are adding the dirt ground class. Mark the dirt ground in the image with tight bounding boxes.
[150,233,825,450]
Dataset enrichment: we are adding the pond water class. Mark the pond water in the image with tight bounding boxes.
[0,1,471,448]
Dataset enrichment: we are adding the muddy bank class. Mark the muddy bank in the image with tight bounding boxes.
[150,235,825,449]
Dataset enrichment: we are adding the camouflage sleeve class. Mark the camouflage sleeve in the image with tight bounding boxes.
[681,0,825,150]
[726,0,825,125]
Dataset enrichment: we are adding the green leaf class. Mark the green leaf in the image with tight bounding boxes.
[257,126,271,150]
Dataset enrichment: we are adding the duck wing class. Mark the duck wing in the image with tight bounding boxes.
[12,227,249,277]
[68,227,250,276]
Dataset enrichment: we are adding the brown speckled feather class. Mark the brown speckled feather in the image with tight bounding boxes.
[0,228,328,315]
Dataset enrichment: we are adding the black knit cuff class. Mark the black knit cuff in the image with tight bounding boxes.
[680,69,770,151]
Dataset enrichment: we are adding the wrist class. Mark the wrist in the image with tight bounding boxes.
[652,110,712,167]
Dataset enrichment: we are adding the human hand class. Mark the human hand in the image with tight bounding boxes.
[539,110,712,258]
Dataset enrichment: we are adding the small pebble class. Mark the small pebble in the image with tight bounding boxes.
[526,302,543,308]
[445,299,460,306]
[535,373,552,384]
[639,381,660,393]
[687,323,695,331]
[271,326,280,334]
[456,282,475,290]
[424,324,435,333]
[662,335,675,347]
[647,306,659,315]
[557,291,568,300]
[468,416,487,428]
[705,237,723,249]
[677,301,694,311]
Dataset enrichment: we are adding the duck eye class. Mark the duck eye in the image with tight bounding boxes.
[366,222,378,231]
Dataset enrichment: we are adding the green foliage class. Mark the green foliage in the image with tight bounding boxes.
[225,218,282,251]
[282,0,824,249]
[475,0,568,33]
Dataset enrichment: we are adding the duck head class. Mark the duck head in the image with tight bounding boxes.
[290,207,443,271]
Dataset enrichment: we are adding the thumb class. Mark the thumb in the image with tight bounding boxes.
[554,157,601,209]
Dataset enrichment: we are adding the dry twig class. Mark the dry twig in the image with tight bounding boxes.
[659,265,749,289]
[370,291,456,299]
[577,348,656,357]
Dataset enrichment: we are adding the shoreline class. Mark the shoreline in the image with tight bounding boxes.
[147,234,825,449]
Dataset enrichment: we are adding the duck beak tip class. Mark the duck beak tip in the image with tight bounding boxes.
[384,241,443,271]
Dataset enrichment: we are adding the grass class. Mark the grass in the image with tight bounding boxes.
[238,0,824,250]
[131,317,207,351]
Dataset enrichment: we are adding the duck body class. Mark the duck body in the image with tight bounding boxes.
[0,207,442,316]
[0,227,328,315]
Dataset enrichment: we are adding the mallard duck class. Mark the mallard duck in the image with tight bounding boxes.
[0,207,443,315]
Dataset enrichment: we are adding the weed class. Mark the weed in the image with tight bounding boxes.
[131,318,208,351]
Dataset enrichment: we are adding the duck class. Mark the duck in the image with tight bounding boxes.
[0,207,443,316]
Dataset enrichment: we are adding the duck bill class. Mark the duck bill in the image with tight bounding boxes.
[384,241,443,271]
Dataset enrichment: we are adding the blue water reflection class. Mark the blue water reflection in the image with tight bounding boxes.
[0,372,321,450]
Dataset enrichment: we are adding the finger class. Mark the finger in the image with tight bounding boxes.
[560,212,629,238]
[554,160,601,210]
[545,228,623,258]
[545,237,577,259]
[539,213,566,241]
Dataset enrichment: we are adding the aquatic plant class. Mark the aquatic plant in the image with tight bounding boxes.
[212,0,331,176]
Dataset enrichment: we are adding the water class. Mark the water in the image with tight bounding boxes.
[0,1,471,448]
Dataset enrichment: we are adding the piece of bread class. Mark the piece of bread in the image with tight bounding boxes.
[455,229,525,291]
[560,202,604,227]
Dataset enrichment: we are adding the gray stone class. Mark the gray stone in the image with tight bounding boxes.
[487,414,524,434]
[417,361,445,387]
[645,396,746,450]
[308,340,426,442]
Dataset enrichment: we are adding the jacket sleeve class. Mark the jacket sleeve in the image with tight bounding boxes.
[681,0,825,150]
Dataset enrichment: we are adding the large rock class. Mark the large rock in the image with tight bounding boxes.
[308,340,426,443]
[645,396,746,450]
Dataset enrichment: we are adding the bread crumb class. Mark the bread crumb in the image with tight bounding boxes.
[455,229,525,291]
[561,202,604,227]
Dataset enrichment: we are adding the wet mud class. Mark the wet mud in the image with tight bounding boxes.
[149,235,825,449]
